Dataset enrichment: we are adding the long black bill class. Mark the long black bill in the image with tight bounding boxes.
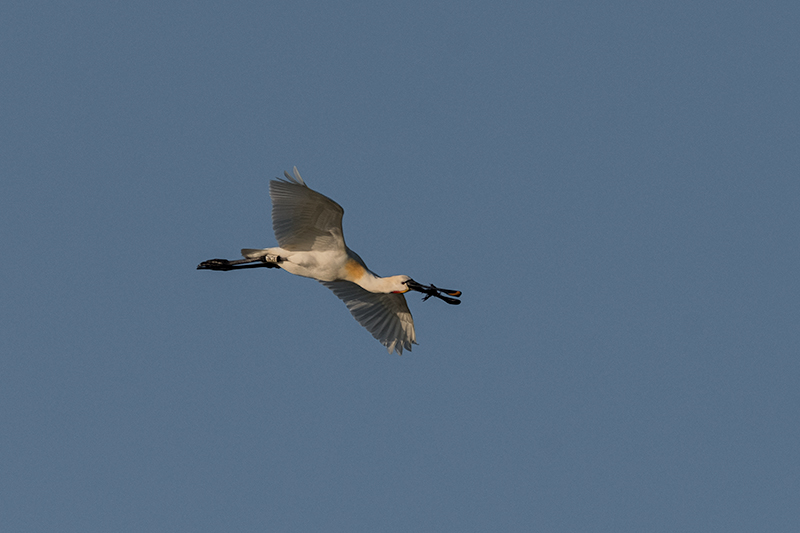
[406,279,462,305]
[197,258,280,271]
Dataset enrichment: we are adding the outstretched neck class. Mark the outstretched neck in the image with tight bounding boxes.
[357,274,401,294]
[341,257,409,294]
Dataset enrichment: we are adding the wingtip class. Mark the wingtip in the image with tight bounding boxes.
[279,166,306,186]
[386,338,416,355]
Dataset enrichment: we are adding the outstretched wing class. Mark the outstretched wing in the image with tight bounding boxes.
[269,167,345,252]
[321,280,417,355]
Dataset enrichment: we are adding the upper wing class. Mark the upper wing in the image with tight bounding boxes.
[269,167,345,252]
[321,280,417,355]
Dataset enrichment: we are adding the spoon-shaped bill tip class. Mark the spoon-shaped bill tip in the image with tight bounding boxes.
[406,280,462,305]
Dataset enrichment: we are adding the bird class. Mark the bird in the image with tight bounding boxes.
[197,167,461,354]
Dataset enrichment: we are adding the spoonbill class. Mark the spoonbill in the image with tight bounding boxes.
[197,167,461,354]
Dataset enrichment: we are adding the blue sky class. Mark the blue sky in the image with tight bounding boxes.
[2,1,799,531]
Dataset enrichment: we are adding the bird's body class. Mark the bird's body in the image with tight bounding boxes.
[198,167,460,354]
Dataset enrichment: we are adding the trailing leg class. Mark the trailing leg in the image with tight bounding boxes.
[197,254,281,271]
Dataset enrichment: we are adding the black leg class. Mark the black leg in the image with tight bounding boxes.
[197,257,280,271]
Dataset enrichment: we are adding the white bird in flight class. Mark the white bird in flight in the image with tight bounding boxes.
[198,167,461,354]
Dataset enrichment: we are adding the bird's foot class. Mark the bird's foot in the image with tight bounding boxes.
[197,254,283,271]
[197,257,281,270]
[197,258,235,271]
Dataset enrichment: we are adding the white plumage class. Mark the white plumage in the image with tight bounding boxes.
[203,167,461,354]
[265,168,416,353]
[199,167,464,354]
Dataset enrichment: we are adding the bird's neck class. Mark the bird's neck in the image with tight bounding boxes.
[356,274,395,293]
[342,257,403,294]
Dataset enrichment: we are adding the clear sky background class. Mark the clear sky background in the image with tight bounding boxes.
[2,2,798,532]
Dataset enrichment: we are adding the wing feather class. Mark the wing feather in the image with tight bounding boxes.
[321,280,417,355]
[269,167,345,251]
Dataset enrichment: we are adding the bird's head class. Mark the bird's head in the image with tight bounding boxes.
[389,275,413,294]
[387,276,462,305]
